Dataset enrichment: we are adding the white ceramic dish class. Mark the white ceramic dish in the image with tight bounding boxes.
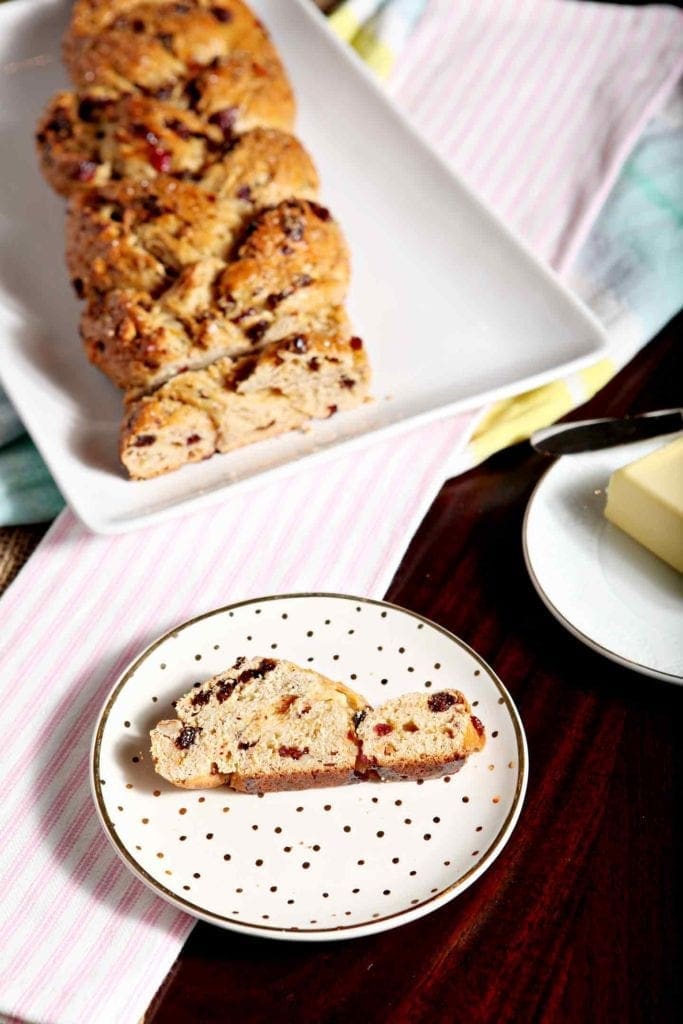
[91,594,528,940]
[523,436,683,683]
[0,0,608,533]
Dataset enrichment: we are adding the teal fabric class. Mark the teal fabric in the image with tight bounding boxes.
[574,89,683,345]
[0,424,64,525]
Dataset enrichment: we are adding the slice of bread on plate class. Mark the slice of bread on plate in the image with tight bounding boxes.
[150,657,368,792]
[151,658,485,793]
[355,690,486,781]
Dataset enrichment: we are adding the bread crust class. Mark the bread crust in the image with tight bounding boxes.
[64,1,275,99]
[231,766,359,794]
[67,179,233,297]
[78,199,349,394]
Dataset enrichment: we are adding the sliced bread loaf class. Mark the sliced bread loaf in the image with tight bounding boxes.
[150,657,369,792]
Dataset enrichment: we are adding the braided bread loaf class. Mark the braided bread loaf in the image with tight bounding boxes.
[36,0,370,478]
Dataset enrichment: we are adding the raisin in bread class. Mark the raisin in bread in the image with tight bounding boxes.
[120,314,369,478]
[150,657,369,792]
[356,690,485,781]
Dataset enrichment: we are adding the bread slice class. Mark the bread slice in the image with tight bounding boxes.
[356,690,486,780]
[119,311,369,478]
[150,657,369,792]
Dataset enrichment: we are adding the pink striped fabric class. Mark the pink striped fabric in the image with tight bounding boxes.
[2,1,682,1022]
[391,0,683,272]
[0,416,475,1024]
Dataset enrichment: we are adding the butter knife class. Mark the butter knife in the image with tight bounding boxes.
[531,409,683,456]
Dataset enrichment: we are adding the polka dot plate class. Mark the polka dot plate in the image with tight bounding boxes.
[91,594,528,940]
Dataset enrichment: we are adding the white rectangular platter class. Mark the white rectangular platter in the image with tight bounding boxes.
[0,0,609,534]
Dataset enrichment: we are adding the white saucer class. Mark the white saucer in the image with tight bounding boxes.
[91,594,528,940]
[523,437,683,683]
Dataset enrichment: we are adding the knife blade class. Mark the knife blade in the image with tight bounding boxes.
[531,409,683,456]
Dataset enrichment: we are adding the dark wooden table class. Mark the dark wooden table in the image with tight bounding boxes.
[142,311,681,1023]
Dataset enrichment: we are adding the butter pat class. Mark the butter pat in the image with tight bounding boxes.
[604,436,683,573]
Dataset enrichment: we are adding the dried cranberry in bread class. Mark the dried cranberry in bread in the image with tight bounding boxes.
[150,657,369,792]
[120,315,370,478]
[356,690,485,780]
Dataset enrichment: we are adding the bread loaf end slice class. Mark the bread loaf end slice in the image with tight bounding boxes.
[356,690,486,781]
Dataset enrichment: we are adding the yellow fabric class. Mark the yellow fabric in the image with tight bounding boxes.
[330,7,396,79]
[328,7,361,42]
[580,357,617,395]
[471,359,618,461]
[470,380,576,463]
[352,25,395,79]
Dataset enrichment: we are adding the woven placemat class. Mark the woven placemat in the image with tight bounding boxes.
[0,525,49,597]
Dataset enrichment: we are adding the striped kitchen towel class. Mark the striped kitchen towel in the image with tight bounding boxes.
[1,1,682,1022]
